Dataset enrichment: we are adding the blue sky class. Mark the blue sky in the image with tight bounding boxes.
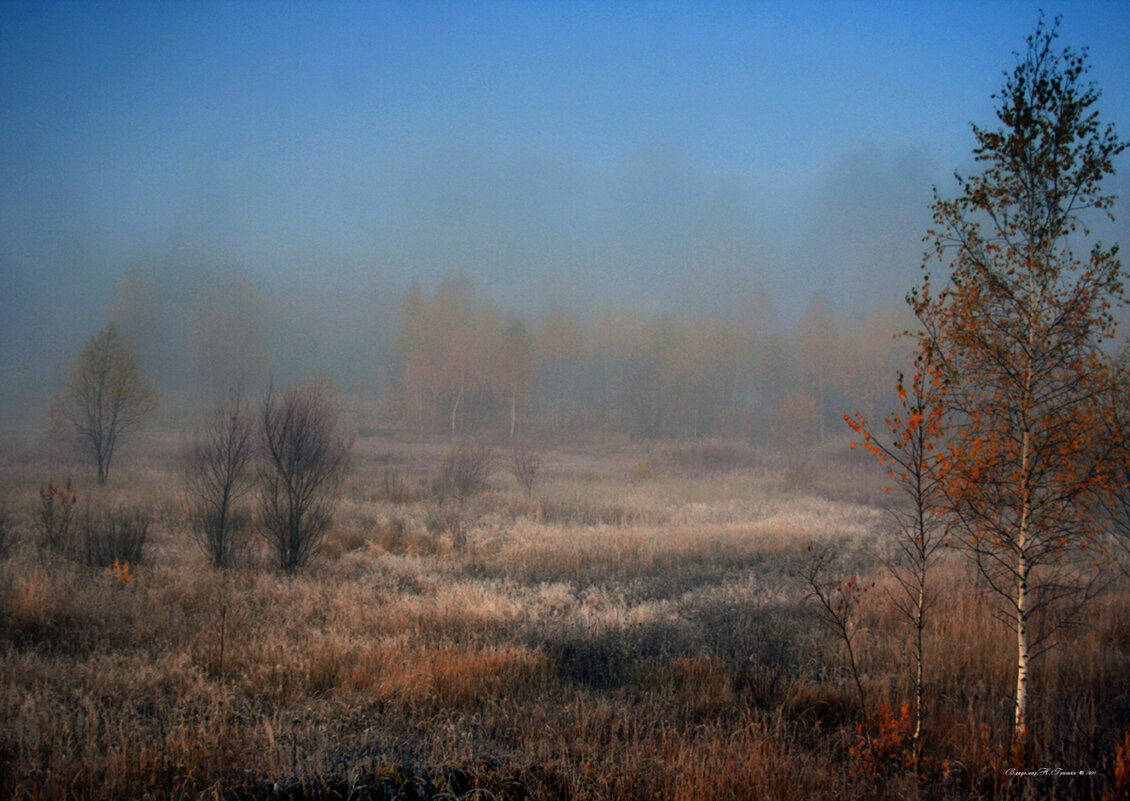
[2,1,1129,357]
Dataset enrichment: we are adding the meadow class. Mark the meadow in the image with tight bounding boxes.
[1,433,1128,800]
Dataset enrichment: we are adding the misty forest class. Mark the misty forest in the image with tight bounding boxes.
[3,7,1130,801]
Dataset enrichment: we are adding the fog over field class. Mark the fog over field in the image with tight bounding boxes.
[3,2,1128,426]
[6,6,1130,800]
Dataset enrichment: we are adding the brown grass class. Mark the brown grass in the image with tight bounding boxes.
[0,434,1127,799]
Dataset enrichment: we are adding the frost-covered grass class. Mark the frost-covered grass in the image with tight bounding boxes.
[1,435,1127,799]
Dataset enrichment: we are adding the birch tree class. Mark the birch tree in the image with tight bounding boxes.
[912,16,1124,745]
[846,343,950,760]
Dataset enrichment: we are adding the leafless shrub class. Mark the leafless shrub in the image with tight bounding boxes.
[34,479,78,558]
[800,544,873,713]
[183,386,255,568]
[510,439,540,497]
[81,505,149,567]
[433,442,494,505]
[34,480,148,566]
[428,442,496,552]
[259,381,350,573]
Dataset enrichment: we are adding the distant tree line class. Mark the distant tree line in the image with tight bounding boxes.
[384,274,911,443]
[96,251,912,446]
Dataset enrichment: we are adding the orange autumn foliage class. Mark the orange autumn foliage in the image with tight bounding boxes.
[906,16,1126,746]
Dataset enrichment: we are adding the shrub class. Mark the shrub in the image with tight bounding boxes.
[850,703,915,781]
[34,480,78,559]
[183,387,255,568]
[800,544,874,712]
[373,517,406,552]
[376,518,437,555]
[259,381,350,573]
[34,481,149,567]
[81,505,149,567]
[187,505,252,567]
[510,440,540,497]
[433,442,494,505]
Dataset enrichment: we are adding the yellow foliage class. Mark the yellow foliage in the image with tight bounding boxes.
[106,559,133,586]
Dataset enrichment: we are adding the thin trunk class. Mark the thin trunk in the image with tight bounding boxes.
[1016,544,1030,742]
[1014,283,1035,746]
[509,391,517,440]
[845,628,868,713]
[914,578,925,743]
[912,466,927,756]
[450,369,465,441]
[96,430,109,483]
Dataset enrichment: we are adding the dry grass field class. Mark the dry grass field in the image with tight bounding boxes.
[1,434,1128,800]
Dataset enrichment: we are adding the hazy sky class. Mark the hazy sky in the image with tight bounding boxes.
[3,1,1130,387]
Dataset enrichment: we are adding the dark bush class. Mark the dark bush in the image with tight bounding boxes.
[510,440,540,497]
[259,381,350,573]
[34,479,78,559]
[184,387,255,568]
[82,505,149,567]
[187,505,252,567]
[34,481,149,566]
[433,442,494,505]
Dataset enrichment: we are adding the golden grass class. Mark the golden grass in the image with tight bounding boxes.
[1,434,1128,799]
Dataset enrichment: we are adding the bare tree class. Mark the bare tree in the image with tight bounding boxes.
[510,439,540,498]
[259,380,349,573]
[800,544,873,714]
[430,441,495,551]
[53,324,156,483]
[434,441,495,506]
[184,385,255,568]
